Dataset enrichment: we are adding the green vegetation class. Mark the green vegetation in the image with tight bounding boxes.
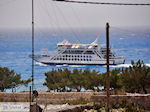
[44,60,150,94]
[121,60,150,94]
[0,67,31,92]
[43,68,101,92]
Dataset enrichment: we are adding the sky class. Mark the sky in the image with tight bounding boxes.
[0,0,150,29]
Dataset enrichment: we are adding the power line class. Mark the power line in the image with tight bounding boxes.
[53,0,150,6]
[53,1,80,39]
[40,0,64,36]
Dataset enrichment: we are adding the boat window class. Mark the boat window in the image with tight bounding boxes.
[84,51,94,54]
[63,50,83,54]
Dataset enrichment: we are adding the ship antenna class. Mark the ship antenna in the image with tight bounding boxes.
[31,0,35,102]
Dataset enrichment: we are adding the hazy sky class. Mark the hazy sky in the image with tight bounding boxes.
[0,0,150,29]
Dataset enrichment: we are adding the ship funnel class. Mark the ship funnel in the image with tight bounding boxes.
[91,38,99,45]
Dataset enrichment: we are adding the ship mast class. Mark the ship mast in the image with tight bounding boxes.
[31,0,34,101]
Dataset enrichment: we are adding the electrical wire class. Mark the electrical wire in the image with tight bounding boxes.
[53,0,150,6]
[38,0,59,36]
[52,1,80,39]
[49,0,69,38]
[68,4,89,43]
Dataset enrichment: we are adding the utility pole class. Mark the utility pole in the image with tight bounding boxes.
[106,23,110,112]
[29,86,32,112]
[32,0,34,102]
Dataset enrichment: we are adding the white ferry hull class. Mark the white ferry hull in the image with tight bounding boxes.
[34,56,125,66]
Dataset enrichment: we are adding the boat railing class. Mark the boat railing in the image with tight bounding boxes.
[49,48,67,60]
[110,56,124,59]
[93,50,104,58]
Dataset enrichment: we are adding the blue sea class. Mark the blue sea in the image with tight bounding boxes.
[0,27,150,92]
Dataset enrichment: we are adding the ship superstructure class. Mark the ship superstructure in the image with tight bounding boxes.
[33,39,125,66]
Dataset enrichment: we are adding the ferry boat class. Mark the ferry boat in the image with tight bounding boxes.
[32,39,125,66]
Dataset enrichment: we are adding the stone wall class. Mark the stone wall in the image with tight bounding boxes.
[36,92,97,104]
[0,92,29,102]
[0,92,98,103]
[0,92,150,110]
